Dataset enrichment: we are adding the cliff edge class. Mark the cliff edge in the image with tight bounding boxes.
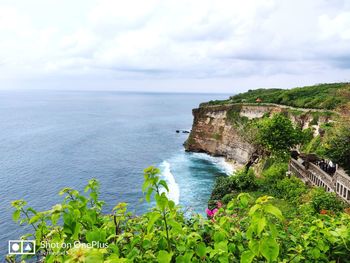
[185,103,333,166]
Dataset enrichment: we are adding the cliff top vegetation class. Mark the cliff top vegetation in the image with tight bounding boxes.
[204,82,350,110]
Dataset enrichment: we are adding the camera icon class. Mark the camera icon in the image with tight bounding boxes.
[8,240,35,255]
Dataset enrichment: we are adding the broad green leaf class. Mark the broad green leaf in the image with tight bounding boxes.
[12,210,20,222]
[72,222,81,240]
[214,231,226,242]
[159,180,169,192]
[168,200,175,209]
[145,187,153,203]
[157,250,173,263]
[260,236,279,262]
[156,193,168,210]
[196,242,207,257]
[73,209,81,219]
[26,207,37,215]
[214,241,228,253]
[249,204,261,216]
[248,240,259,256]
[168,220,183,234]
[142,180,150,192]
[257,216,266,235]
[310,248,321,259]
[269,223,278,239]
[176,253,193,263]
[147,212,161,233]
[264,204,283,221]
[240,250,255,263]
[218,254,229,263]
[29,213,41,224]
[237,193,251,208]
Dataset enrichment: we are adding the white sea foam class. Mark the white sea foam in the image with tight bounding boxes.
[191,152,235,175]
[160,161,180,204]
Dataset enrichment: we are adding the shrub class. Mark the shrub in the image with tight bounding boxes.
[8,167,350,262]
[273,176,308,203]
[231,168,257,191]
[209,169,257,208]
[209,177,237,207]
[303,135,325,155]
[323,123,350,173]
[221,193,236,204]
[261,161,288,190]
[309,188,345,213]
[260,161,308,204]
[301,127,314,145]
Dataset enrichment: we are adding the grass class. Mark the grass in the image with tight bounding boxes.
[202,82,350,110]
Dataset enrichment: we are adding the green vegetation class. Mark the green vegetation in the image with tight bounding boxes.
[207,160,350,262]
[202,83,350,175]
[204,82,350,110]
[254,114,303,159]
[300,120,350,173]
[226,105,244,124]
[323,122,350,173]
[212,133,222,140]
[9,165,350,263]
[209,169,257,208]
[231,82,350,109]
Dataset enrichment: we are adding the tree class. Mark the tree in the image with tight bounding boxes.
[255,113,303,158]
[323,122,350,173]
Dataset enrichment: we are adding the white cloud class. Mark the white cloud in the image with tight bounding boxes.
[0,0,350,92]
[320,12,350,39]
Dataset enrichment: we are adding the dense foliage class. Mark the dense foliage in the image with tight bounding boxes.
[204,82,350,110]
[202,82,350,177]
[299,120,350,173]
[322,122,350,173]
[209,169,257,208]
[254,114,303,158]
[8,166,350,262]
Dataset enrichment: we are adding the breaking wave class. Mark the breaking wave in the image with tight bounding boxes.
[159,161,180,204]
[190,153,235,175]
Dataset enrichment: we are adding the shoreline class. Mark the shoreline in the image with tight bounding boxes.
[224,159,244,176]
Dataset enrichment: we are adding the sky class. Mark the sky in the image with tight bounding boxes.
[0,0,350,93]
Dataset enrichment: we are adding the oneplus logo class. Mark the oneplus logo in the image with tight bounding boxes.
[8,240,35,255]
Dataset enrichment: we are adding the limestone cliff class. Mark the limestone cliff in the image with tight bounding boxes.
[185,103,333,165]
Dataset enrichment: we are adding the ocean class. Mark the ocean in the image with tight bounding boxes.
[0,90,231,256]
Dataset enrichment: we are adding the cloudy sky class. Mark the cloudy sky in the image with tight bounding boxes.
[1,0,350,93]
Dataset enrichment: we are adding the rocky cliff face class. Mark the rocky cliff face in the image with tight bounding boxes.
[185,103,333,165]
[184,105,256,165]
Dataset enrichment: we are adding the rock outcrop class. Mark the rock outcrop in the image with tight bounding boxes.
[185,103,333,165]
[184,105,254,164]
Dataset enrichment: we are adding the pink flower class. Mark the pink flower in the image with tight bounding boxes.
[217,201,223,208]
[205,208,218,218]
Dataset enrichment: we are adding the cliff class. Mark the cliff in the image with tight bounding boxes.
[185,103,334,165]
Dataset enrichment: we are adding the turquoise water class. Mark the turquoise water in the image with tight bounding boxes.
[0,90,230,255]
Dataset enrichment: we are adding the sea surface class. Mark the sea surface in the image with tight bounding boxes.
[0,90,231,256]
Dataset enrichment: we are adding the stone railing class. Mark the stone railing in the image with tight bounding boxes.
[289,158,350,204]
